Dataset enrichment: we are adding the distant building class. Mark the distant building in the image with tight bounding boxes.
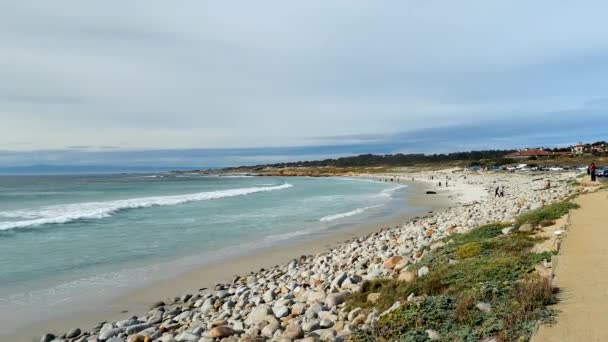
[591,143,607,153]
[571,143,590,155]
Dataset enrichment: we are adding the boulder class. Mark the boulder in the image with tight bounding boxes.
[426,329,440,340]
[40,334,55,342]
[382,256,403,269]
[125,323,152,335]
[347,307,362,321]
[209,326,236,338]
[325,292,347,308]
[282,324,304,339]
[66,328,81,338]
[518,223,534,233]
[417,266,430,277]
[302,319,320,332]
[430,241,445,251]
[309,328,337,341]
[274,306,290,318]
[291,302,307,315]
[244,305,272,325]
[393,259,410,272]
[476,302,492,313]
[175,331,200,341]
[367,292,381,303]
[398,271,416,283]
[127,336,150,342]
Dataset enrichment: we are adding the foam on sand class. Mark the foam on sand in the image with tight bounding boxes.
[320,205,382,222]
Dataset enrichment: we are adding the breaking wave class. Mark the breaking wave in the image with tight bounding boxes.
[0,183,293,231]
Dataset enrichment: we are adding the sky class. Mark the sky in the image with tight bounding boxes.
[1,1,608,168]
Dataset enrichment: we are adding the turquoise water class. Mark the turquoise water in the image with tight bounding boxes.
[0,173,412,330]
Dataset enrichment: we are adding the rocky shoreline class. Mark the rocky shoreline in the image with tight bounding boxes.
[40,171,576,342]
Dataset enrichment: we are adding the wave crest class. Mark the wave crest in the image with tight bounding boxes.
[0,183,293,231]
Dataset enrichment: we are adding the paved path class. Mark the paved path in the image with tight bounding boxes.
[533,190,608,342]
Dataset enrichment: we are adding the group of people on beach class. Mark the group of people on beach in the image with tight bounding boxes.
[495,185,505,197]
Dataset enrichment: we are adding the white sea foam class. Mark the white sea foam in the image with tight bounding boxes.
[381,184,407,194]
[319,205,382,222]
[0,183,293,231]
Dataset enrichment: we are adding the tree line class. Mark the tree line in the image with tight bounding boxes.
[232,150,517,169]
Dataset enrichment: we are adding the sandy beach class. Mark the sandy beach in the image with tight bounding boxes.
[6,179,455,342]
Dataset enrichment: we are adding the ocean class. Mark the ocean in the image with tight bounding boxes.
[0,173,414,332]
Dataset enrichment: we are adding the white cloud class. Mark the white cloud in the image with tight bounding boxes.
[1,0,608,152]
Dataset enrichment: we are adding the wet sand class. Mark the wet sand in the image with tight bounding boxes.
[6,180,455,342]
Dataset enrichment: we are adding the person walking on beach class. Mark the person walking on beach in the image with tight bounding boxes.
[495,186,500,197]
[590,163,597,182]
[499,185,505,197]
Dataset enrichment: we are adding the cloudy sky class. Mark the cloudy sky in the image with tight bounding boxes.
[1,1,608,168]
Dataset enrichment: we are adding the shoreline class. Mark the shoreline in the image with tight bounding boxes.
[6,179,455,341]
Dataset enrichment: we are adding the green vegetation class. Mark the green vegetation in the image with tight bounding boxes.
[515,201,579,227]
[347,221,561,342]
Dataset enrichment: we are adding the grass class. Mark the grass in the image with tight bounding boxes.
[515,200,579,227]
[347,220,562,342]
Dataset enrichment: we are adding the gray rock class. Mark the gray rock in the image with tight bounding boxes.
[476,302,492,313]
[380,301,401,316]
[66,328,81,338]
[291,302,307,316]
[331,272,348,288]
[319,318,334,328]
[107,338,126,342]
[309,328,337,341]
[430,241,445,251]
[274,306,289,318]
[347,308,362,321]
[426,329,440,340]
[125,323,152,335]
[302,319,320,332]
[282,324,304,339]
[216,290,229,299]
[40,334,55,342]
[417,266,430,277]
[175,331,201,341]
[99,328,123,340]
[325,292,347,308]
[261,323,279,338]
[244,304,272,325]
[518,223,534,232]
[262,289,275,303]
[209,326,236,339]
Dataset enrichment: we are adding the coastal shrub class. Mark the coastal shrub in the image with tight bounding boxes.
[348,217,561,342]
[515,201,579,227]
[451,222,509,244]
[456,242,482,259]
[540,220,556,227]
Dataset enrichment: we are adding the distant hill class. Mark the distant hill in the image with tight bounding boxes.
[0,164,204,175]
[227,150,517,169]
